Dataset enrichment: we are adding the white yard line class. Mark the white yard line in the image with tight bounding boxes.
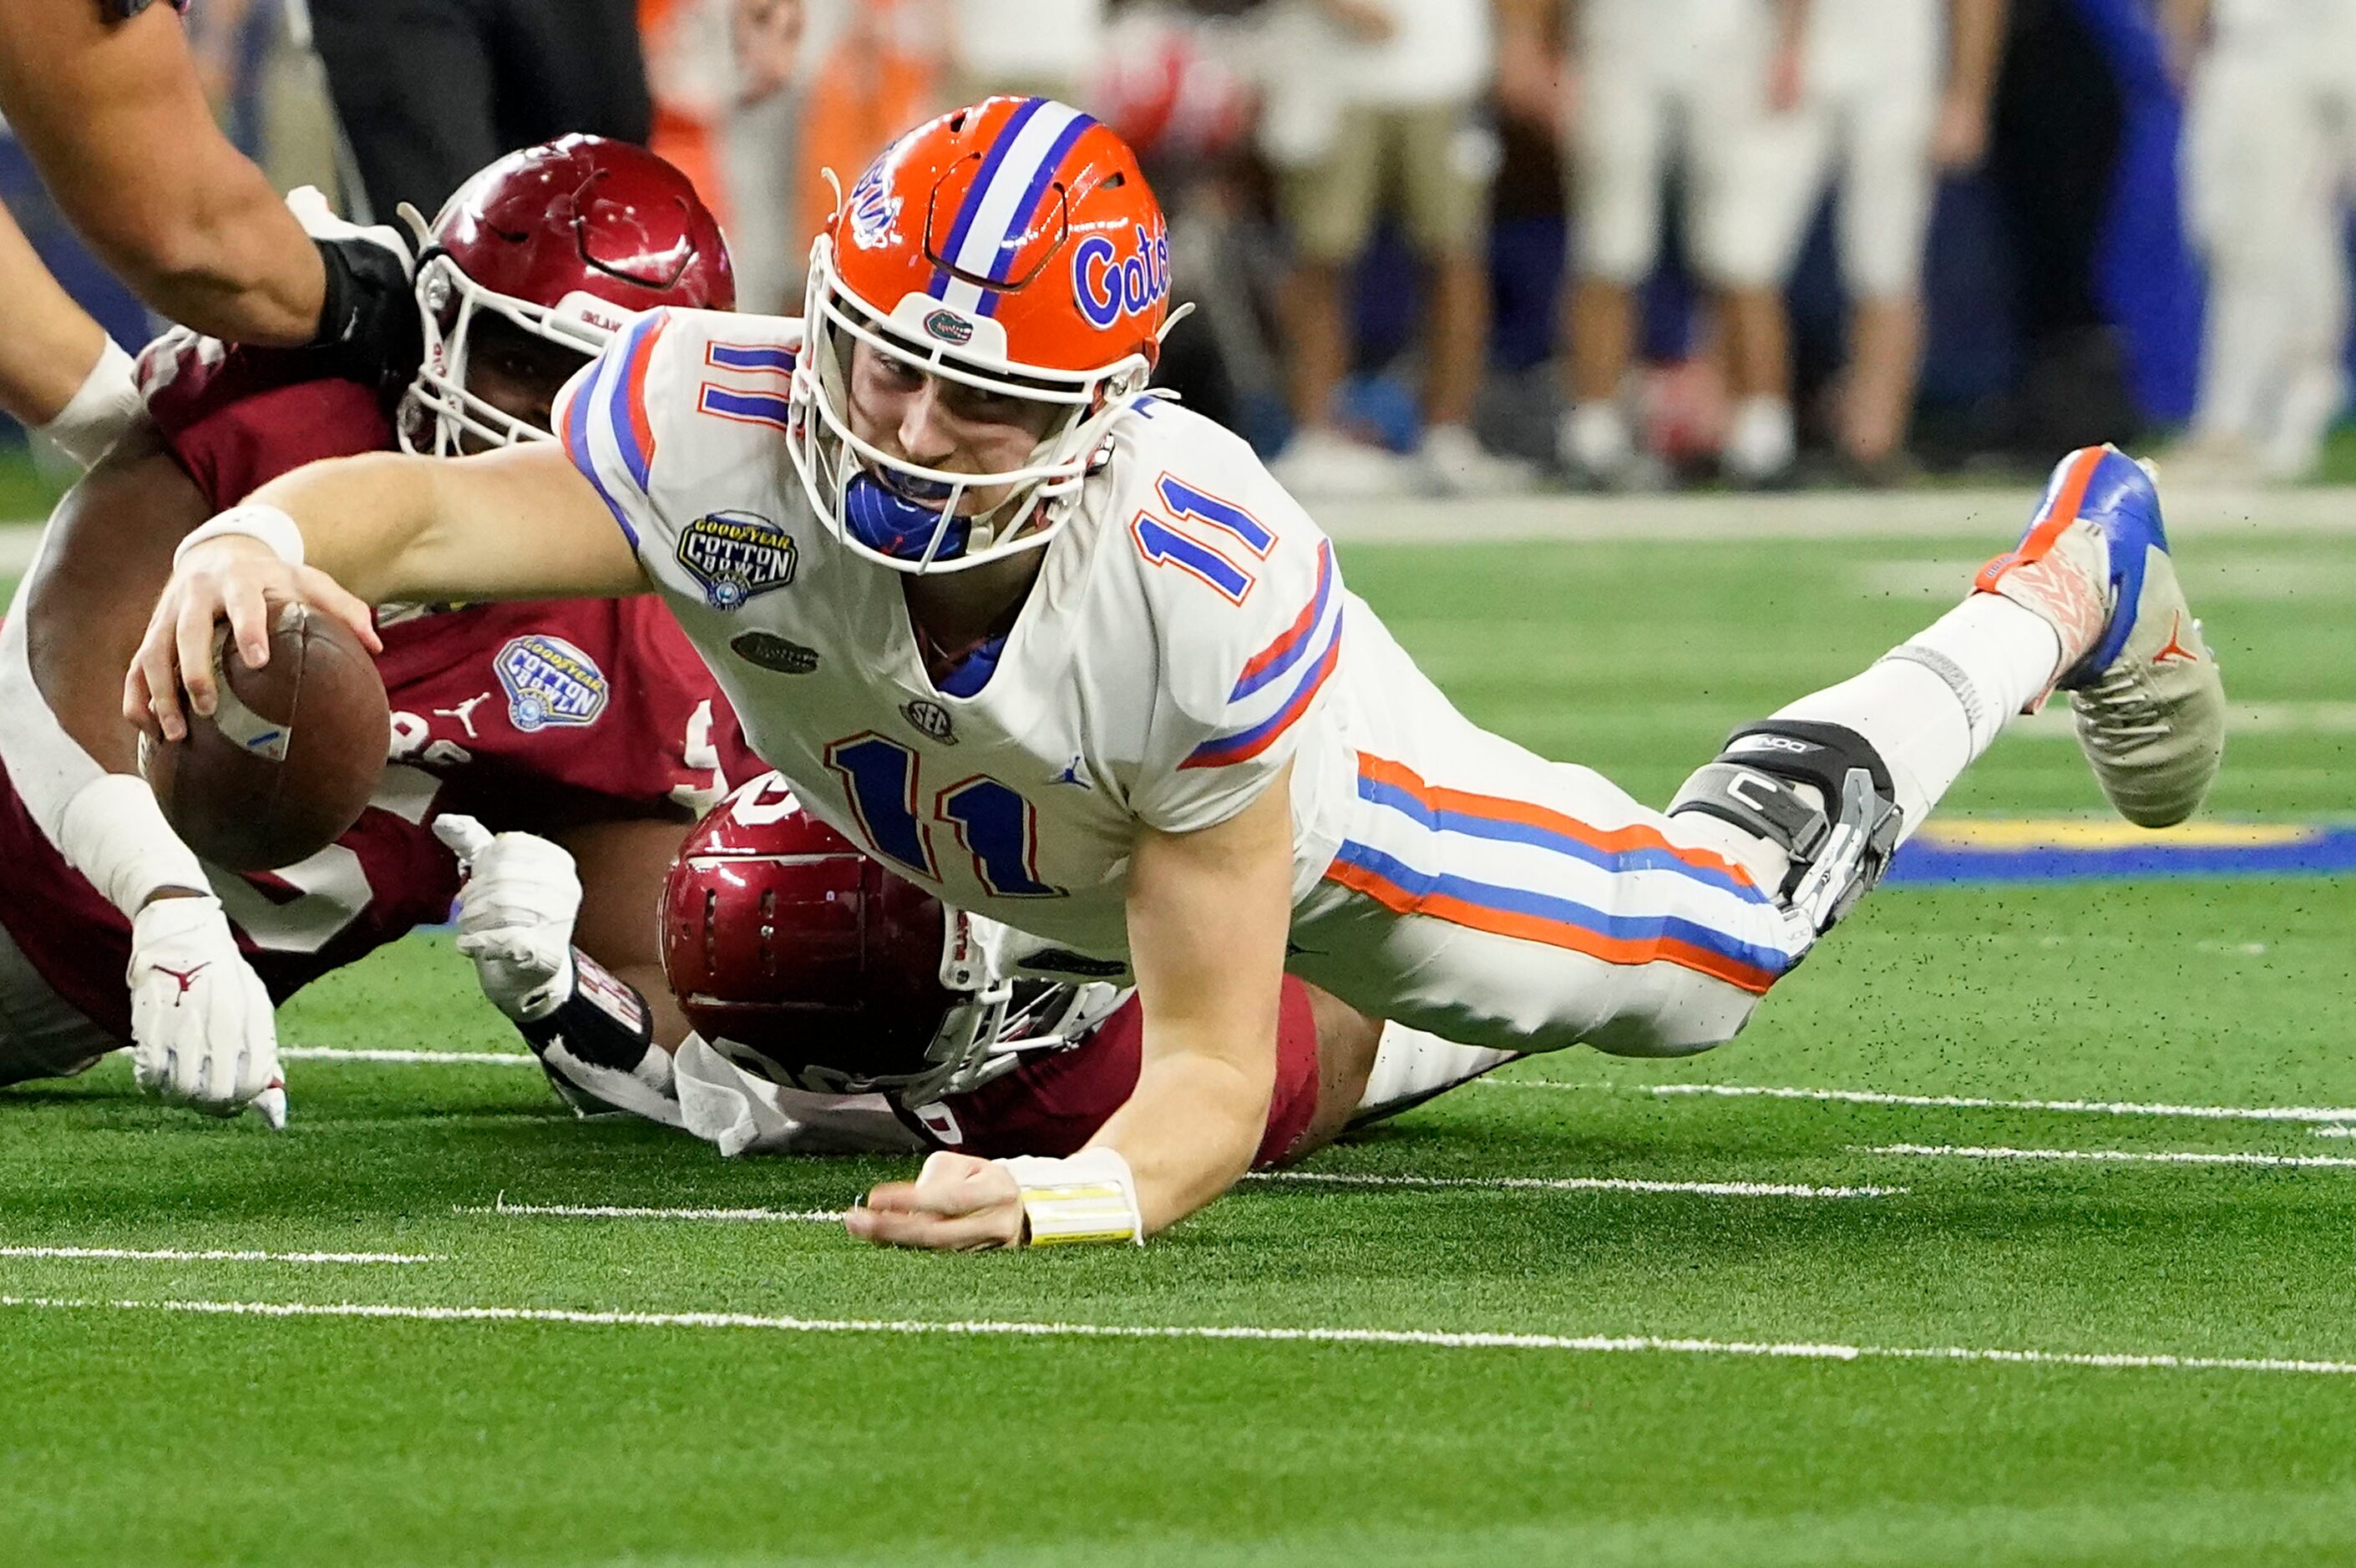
[303,1113,575,1131]
[8,1292,2356,1378]
[1859,1143,2356,1170]
[280,1047,536,1065]
[0,1245,440,1264]
[1246,1171,1902,1199]
[462,1176,1901,1223]
[454,1200,847,1223]
[1480,1078,2356,1125]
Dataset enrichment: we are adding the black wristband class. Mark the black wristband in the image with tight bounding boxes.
[514,951,655,1072]
[311,236,424,401]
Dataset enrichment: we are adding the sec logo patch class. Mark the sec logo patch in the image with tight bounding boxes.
[495,635,610,733]
[677,511,797,609]
[903,699,957,745]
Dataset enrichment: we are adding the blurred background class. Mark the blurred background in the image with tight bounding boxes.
[3,0,2353,503]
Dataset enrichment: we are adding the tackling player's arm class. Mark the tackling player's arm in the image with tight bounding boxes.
[0,0,322,345]
[0,203,137,458]
[849,766,1294,1249]
[127,442,646,739]
[7,425,287,1121]
[24,429,212,775]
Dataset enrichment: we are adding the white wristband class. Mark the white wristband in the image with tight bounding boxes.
[996,1148,1146,1247]
[35,337,140,473]
[57,772,210,918]
[175,503,306,570]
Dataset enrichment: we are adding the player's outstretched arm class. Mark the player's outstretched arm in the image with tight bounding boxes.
[849,768,1295,1250]
[126,443,646,740]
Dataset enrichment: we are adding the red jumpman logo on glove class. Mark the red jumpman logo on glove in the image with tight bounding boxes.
[155,964,209,1001]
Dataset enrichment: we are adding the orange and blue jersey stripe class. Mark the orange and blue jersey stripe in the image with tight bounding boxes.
[1352,755,1766,903]
[696,385,793,430]
[705,341,798,375]
[560,308,669,545]
[1230,540,1334,701]
[1325,840,1792,996]
[1183,564,1345,771]
[696,339,797,428]
[1329,753,1790,994]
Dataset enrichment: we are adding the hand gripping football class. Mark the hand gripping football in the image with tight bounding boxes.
[140,604,389,872]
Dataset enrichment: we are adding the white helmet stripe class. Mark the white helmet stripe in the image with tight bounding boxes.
[945,99,1090,296]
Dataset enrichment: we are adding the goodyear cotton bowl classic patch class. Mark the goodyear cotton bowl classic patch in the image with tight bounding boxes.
[676,511,798,610]
[1884,818,2356,885]
[495,634,611,733]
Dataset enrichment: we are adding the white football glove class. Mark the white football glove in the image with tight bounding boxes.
[433,815,580,1021]
[128,894,286,1127]
[284,185,414,281]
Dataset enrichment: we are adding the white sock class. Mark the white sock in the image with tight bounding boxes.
[1561,401,1632,471]
[1352,1024,1519,1126]
[1724,396,1795,479]
[1771,594,2062,840]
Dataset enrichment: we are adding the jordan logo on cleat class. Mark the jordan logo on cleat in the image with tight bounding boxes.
[156,964,208,1001]
[2152,613,2201,666]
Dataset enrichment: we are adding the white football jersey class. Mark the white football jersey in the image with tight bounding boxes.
[560,307,1823,1060]
[557,307,1355,961]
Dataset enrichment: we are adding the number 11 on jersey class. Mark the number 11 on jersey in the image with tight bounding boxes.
[825,734,1062,897]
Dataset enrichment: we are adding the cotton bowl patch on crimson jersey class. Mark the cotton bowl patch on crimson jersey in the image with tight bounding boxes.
[494,635,610,733]
[676,511,798,609]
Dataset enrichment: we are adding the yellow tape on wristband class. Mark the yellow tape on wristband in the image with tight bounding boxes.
[997,1150,1145,1247]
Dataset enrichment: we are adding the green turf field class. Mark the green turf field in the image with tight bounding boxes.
[3,508,2354,1567]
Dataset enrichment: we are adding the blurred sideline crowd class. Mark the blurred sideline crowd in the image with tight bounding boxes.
[7,0,2355,497]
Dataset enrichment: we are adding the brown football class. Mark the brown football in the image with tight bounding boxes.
[140,604,389,873]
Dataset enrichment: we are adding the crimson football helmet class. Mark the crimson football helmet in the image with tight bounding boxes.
[661,774,1105,1101]
[401,134,736,455]
[788,97,1176,574]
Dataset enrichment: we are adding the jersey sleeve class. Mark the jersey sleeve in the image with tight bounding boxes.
[552,306,740,559]
[1127,458,1345,836]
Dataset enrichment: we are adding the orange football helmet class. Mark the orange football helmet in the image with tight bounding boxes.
[789,97,1173,572]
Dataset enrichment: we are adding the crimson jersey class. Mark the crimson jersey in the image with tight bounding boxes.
[904,979,1324,1169]
[0,335,756,1040]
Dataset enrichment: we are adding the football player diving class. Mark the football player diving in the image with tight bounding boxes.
[132,99,2227,1247]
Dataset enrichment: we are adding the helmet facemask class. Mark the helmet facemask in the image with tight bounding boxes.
[399,247,613,457]
[787,233,1152,575]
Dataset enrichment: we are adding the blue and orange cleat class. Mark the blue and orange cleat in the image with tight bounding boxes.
[1975,445,2227,828]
